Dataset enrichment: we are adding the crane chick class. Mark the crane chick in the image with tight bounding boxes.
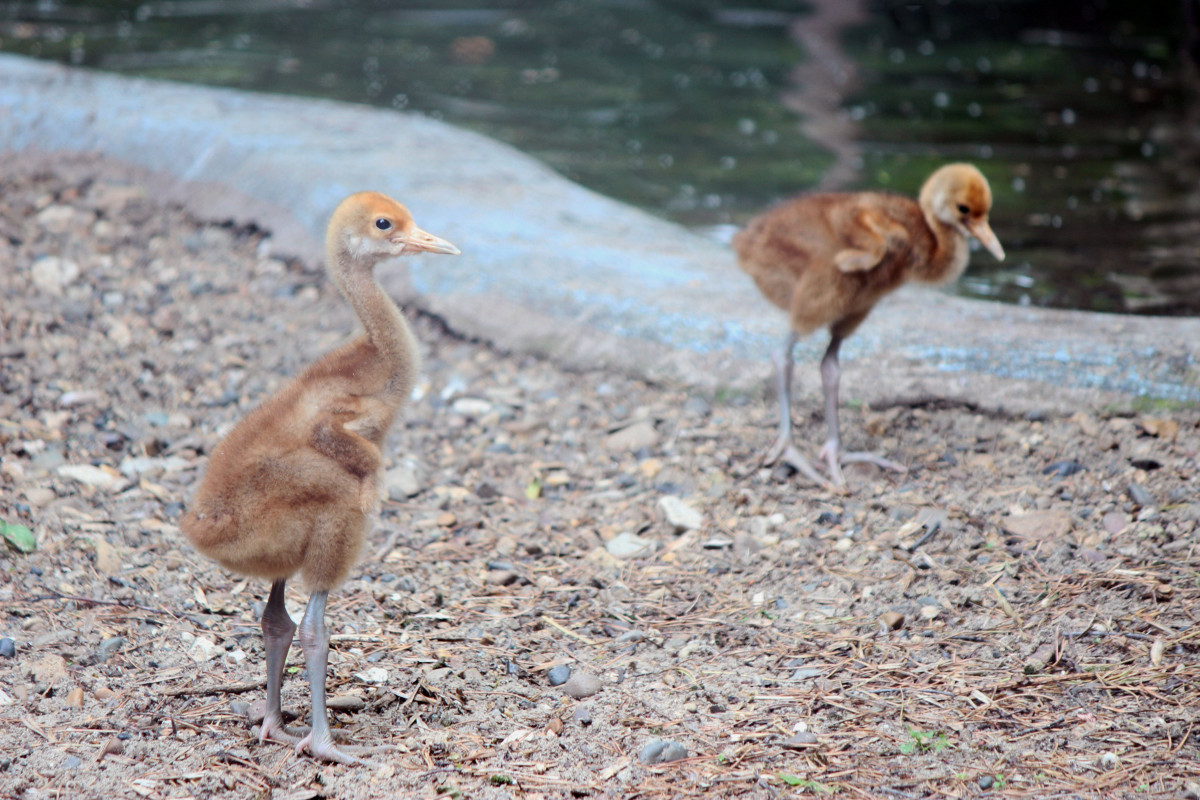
[734,163,1004,489]
[181,191,459,764]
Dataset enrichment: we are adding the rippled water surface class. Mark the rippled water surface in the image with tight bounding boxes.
[1,0,1196,314]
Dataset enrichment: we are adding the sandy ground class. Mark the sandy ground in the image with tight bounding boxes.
[1,157,1199,799]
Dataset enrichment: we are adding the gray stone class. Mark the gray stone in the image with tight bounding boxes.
[657,496,704,532]
[606,532,656,559]
[547,665,571,686]
[562,672,601,699]
[572,706,592,725]
[30,256,80,295]
[384,459,425,500]
[639,739,688,765]
[0,638,14,658]
[1128,483,1155,507]
[97,636,125,661]
[604,421,659,452]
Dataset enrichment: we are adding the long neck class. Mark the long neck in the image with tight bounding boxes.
[914,207,970,285]
[329,248,421,401]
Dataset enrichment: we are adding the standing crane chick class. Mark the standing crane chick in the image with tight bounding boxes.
[734,164,1004,489]
[181,192,459,765]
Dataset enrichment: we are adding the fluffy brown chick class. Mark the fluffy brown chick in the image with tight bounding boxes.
[181,191,459,765]
[734,163,1004,489]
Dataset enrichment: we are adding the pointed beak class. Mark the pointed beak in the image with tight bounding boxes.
[394,226,460,256]
[967,218,1005,261]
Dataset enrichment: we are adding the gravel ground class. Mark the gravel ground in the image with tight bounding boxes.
[1,155,1199,799]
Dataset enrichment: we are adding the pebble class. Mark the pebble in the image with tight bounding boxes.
[880,611,905,631]
[62,756,81,770]
[978,775,994,790]
[657,496,704,532]
[781,731,818,749]
[66,687,85,707]
[547,665,571,686]
[451,397,492,418]
[1042,459,1085,477]
[98,636,125,661]
[187,636,219,662]
[606,532,656,559]
[1002,509,1072,540]
[0,638,14,658]
[604,421,659,452]
[30,256,81,295]
[30,654,67,685]
[1127,484,1155,507]
[355,667,389,684]
[639,739,688,765]
[93,538,120,574]
[56,463,120,490]
[562,672,601,699]
[1102,511,1127,536]
[384,460,427,496]
[790,667,823,681]
[572,706,592,726]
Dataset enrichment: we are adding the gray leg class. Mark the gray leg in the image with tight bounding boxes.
[763,330,835,489]
[816,335,906,484]
[292,591,395,765]
[258,579,303,744]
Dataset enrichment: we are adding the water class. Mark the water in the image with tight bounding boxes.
[1,0,1195,315]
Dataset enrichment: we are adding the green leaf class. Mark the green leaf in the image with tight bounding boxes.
[524,476,542,500]
[1,520,35,553]
[777,774,804,787]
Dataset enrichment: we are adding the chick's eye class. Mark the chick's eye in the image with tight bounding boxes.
[956,204,970,215]
[375,218,392,231]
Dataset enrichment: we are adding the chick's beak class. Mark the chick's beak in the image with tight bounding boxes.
[967,218,1005,261]
[393,226,461,256]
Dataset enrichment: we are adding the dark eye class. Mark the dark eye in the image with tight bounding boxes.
[956,204,969,215]
[375,218,392,230]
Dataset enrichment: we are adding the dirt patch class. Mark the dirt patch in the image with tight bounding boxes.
[1,155,1199,799]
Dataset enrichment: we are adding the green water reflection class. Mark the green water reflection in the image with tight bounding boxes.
[1,0,1194,315]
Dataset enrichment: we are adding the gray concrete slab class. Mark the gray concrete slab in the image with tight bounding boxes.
[2,54,1197,412]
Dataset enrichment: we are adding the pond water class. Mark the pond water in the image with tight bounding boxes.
[2,0,1197,315]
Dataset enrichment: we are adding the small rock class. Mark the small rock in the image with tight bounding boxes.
[58,390,103,408]
[0,638,15,658]
[547,665,572,686]
[614,630,646,644]
[573,706,592,726]
[1002,509,1072,541]
[1102,512,1127,536]
[100,737,124,757]
[657,496,704,532]
[781,731,817,749]
[384,460,424,500]
[639,739,688,765]
[1099,751,1119,770]
[1078,548,1107,564]
[355,667,388,684]
[30,256,81,295]
[66,687,85,708]
[62,755,81,770]
[118,456,190,478]
[436,511,457,528]
[1042,459,1085,477]
[97,636,125,661]
[789,667,823,681]
[604,421,659,452]
[562,672,601,699]
[57,463,120,490]
[880,611,905,631]
[639,458,664,479]
[93,538,120,574]
[1127,484,1155,507]
[606,532,656,559]
[94,687,116,701]
[484,569,519,586]
[187,636,219,662]
[978,775,994,790]
[451,397,492,418]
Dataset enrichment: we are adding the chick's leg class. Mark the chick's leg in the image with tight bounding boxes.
[816,333,907,485]
[293,591,394,766]
[764,330,835,489]
[258,579,305,744]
